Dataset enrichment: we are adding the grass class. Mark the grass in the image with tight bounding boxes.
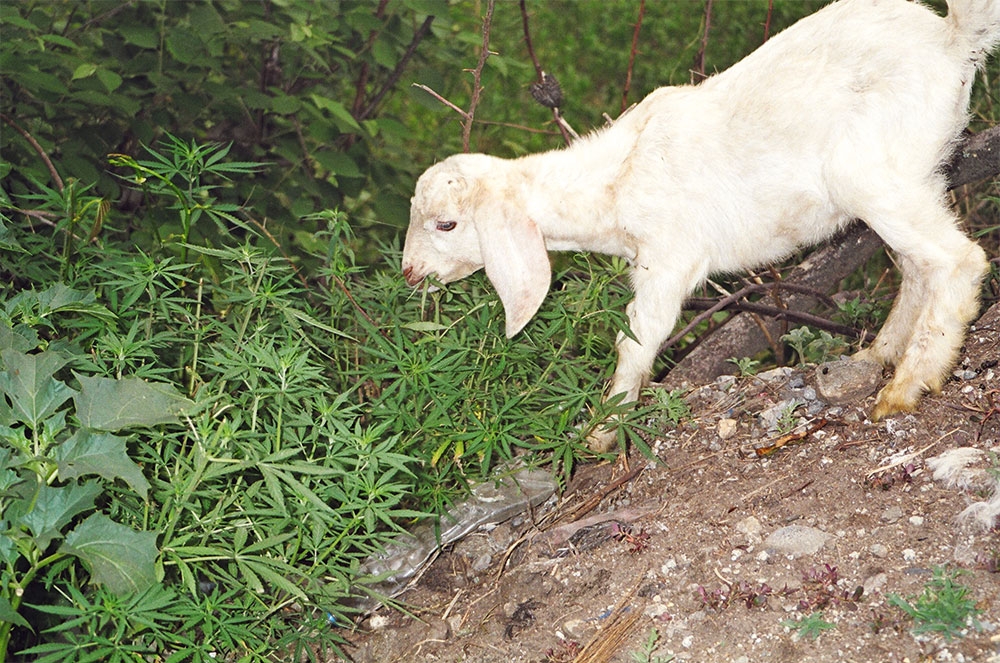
[887,567,982,640]
[782,612,836,641]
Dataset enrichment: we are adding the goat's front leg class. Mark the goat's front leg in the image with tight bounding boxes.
[587,274,688,453]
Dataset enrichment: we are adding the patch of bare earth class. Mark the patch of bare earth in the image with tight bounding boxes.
[343,303,1000,663]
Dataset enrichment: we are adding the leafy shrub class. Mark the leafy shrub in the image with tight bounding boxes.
[0,132,647,660]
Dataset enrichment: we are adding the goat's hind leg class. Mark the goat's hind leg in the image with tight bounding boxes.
[862,193,988,420]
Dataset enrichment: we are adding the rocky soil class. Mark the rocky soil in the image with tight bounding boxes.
[340,303,1000,663]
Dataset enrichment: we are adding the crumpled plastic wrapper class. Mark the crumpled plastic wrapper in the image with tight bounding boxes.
[345,465,557,615]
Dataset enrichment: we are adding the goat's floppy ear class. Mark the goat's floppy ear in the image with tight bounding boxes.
[474,198,551,338]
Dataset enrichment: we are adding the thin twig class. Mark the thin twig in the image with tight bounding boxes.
[661,280,844,351]
[519,0,577,145]
[763,0,774,42]
[519,0,543,80]
[621,0,646,114]
[2,113,64,192]
[411,83,470,119]
[360,15,435,121]
[692,0,714,83]
[461,0,496,152]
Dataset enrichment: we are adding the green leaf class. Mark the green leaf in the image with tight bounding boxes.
[119,24,159,49]
[95,68,122,93]
[57,429,150,499]
[71,63,97,80]
[0,349,76,428]
[402,0,449,15]
[310,94,362,133]
[34,284,116,323]
[73,374,194,430]
[0,595,31,630]
[60,514,158,596]
[314,150,362,178]
[18,480,102,551]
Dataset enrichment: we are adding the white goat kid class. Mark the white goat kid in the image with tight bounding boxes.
[402,0,1000,453]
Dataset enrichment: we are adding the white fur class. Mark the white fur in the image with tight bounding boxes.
[927,448,1000,531]
[402,0,1000,452]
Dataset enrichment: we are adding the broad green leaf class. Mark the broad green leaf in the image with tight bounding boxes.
[60,514,158,596]
[0,349,76,427]
[71,63,97,80]
[119,24,158,49]
[34,284,116,323]
[402,0,449,15]
[0,595,30,630]
[73,374,194,430]
[310,94,362,133]
[56,429,150,499]
[95,68,122,93]
[18,480,102,551]
[0,325,38,353]
[314,150,361,178]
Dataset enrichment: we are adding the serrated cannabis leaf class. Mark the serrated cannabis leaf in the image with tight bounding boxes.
[60,514,158,596]
[0,595,30,630]
[73,373,194,430]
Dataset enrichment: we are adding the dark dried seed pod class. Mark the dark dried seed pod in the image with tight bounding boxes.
[530,71,563,109]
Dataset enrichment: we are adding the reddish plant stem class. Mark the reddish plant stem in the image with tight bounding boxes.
[763,0,774,42]
[1,113,63,192]
[462,0,496,152]
[621,0,646,114]
[693,0,714,83]
[519,0,544,80]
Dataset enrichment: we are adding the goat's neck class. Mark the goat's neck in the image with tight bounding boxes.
[509,135,636,260]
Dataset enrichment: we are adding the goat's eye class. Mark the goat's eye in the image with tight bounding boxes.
[436,220,457,232]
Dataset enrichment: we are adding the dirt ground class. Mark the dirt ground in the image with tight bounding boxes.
[341,302,1000,663]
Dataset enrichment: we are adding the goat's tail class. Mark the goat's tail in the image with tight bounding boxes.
[947,0,1000,66]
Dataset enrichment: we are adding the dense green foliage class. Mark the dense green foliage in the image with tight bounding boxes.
[1,0,998,660]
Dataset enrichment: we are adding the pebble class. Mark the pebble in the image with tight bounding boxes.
[880,506,903,523]
[735,515,764,543]
[763,525,831,557]
[902,548,917,562]
[908,515,925,527]
[717,418,738,439]
[870,543,889,558]
[815,358,881,405]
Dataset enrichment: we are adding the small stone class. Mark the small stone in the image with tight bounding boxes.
[717,417,738,439]
[563,618,591,639]
[736,515,764,544]
[763,525,831,557]
[908,515,925,527]
[902,548,917,562]
[870,543,889,558]
[471,552,492,573]
[863,572,888,596]
[815,358,881,405]
[368,614,391,630]
[880,506,904,523]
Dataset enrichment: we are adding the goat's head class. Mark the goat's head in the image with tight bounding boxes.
[402,153,551,338]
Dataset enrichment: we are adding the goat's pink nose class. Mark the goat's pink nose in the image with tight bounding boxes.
[402,265,421,287]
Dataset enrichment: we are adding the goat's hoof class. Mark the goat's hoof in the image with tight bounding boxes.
[587,427,618,454]
[870,387,919,421]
